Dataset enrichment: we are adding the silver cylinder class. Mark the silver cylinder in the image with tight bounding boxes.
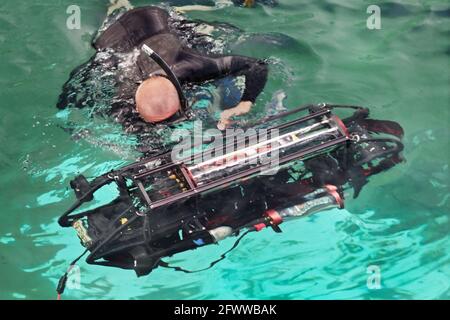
[208,226,234,242]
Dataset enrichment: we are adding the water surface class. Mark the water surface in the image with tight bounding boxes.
[0,0,449,299]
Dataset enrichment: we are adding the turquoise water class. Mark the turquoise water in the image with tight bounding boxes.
[0,0,449,299]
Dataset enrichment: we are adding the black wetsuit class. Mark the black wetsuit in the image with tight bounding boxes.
[57,6,269,154]
[94,7,268,108]
[166,0,278,7]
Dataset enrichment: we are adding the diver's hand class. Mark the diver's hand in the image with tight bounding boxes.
[217,101,253,131]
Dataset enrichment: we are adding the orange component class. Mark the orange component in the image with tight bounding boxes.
[325,184,344,208]
[332,115,350,138]
[265,209,283,226]
[254,223,266,232]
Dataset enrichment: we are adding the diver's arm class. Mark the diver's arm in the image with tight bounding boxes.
[173,52,268,128]
[177,53,267,95]
[227,56,269,103]
[174,52,268,101]
[174,0,235,13]
[174,5,219,13]
[217,56,269,130]
[175,0,255,12]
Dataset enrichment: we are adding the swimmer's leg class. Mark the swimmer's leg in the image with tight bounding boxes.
[265,90,287,116]
[243,0,255,7]
[175,0,233,13]
[175,5,218,13]
[107,0,133,16]
[95,0,133,40]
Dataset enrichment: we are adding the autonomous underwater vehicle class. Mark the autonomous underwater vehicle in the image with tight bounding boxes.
[56,103,404,297]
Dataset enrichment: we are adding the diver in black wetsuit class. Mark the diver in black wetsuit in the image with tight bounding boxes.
[58,6,268,130]
[150,0,278,10]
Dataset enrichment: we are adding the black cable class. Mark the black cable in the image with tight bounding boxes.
[159,229,253,274]
[56,249,88,300]
[58,175,114,227]
[328,104,367,110]
[354,137,404,166]
[141,44,187,112]
[86,212,140,263]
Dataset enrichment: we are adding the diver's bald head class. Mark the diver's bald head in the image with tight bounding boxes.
[135,76,181,123]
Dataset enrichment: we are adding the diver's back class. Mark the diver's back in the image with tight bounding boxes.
[94,6,171,52]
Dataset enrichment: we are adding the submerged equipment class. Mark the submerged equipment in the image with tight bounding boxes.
[57,103,404,296]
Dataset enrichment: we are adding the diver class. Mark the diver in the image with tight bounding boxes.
[173,0,278,12]
[55,2,406,299]
[57,3,269,132]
